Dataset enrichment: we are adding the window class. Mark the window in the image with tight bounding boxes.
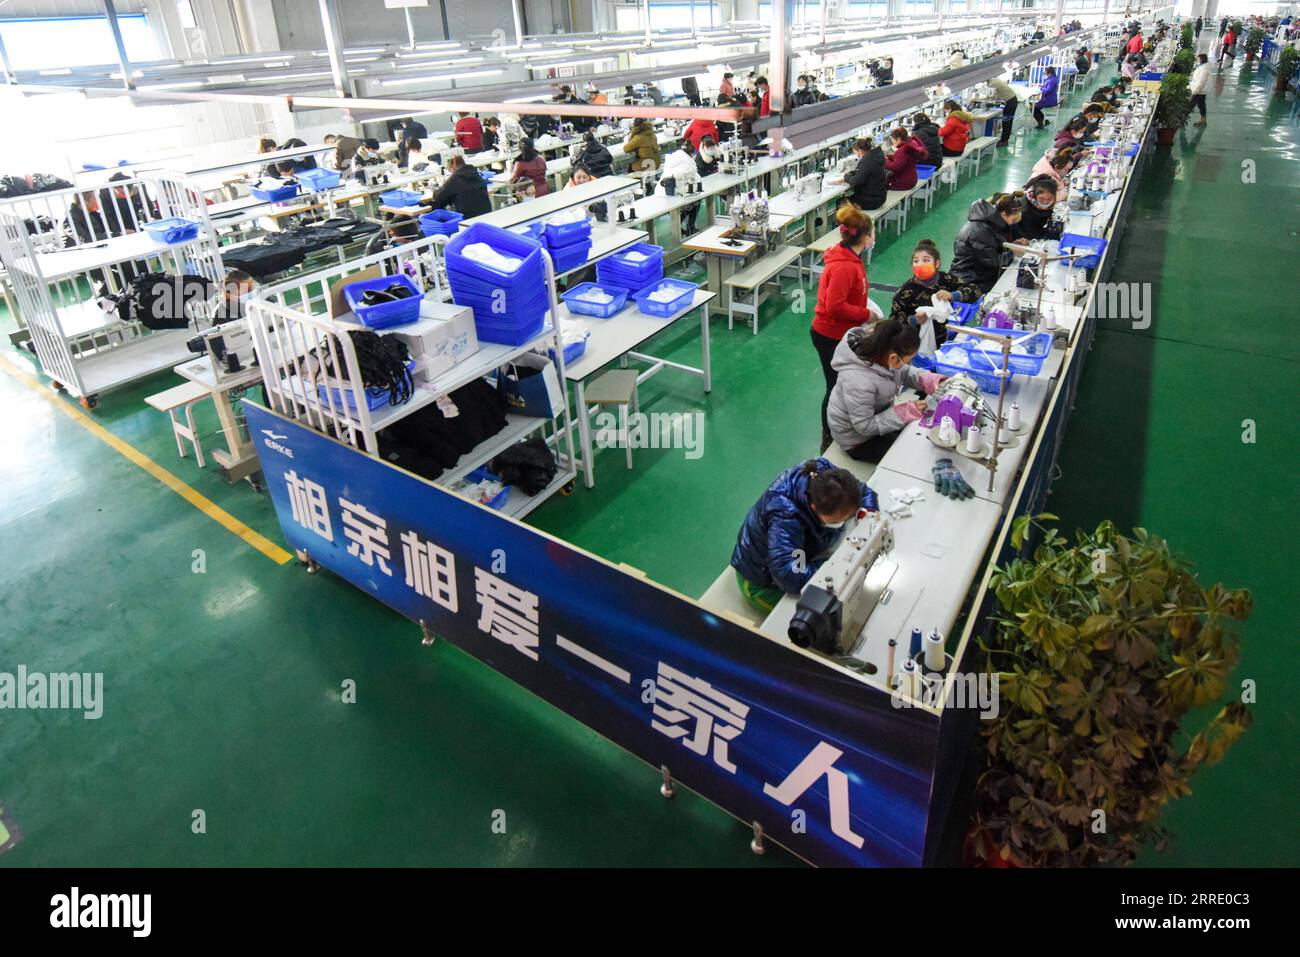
[847,0,888,18]
[0,14,162,71]
[757,2,832,22]
[904,0,935,13]
[641,2,719,31]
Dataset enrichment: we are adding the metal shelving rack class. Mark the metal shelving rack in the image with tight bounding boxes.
[246,233,577,519]
[0,172,224,407]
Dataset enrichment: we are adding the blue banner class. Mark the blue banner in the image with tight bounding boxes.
[244,402,944,867]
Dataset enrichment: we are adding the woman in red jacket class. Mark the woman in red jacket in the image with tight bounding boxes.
[683,118,719,152]
[811,203,878,450]
[937,100,972,157]
[883,126,926,190]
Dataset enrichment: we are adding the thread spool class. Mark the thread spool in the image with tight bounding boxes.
[999,416,1015,445]
[896,659,920,699]
[1007,402,1021,432]
[1043,307,1057,331]
[886,638,897,683]
[965,423,982,455]
[909,627,923,660]
[924,630,946,673]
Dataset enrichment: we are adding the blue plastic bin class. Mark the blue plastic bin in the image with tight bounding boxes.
[549,332,590,367]
[508,222,546,242]
[916,164,937,181]
[251,183,300,203]
[932,343,1017,395]
[479,170,497,183]
[463,467,511,510]
[343,274,423,329]
[596,243,664,288]
[948,297,983,329]
[547,240,592,274]
[380,189,423,208]
[632,278,698,318]
[444,222,550,345]
[1058,232,1108,270]
[143,217,199,245]
[419,209,464,237]
[296,168,341,191]
[950,329,1052,376]
[543,218,592,246]
[560,283,627,319]
[317,360,415,412]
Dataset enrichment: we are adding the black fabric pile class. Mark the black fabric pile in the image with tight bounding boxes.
[379,379,509,481]
[99,272,215,330]
[222,217,382,279]
[491,438,557,495]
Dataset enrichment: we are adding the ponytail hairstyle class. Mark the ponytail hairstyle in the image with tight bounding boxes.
[990,191,1024,215]
[851,318,922,364]
[912,113,932,127]
[852,136,874,153]
[1024,174,1058,199]
[912,238,942,264]
[799,461,862,517]
[890,126,909,143]
[518,137,538,163]
[836,202,875,247]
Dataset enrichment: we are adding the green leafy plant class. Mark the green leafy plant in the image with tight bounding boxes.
[1231,20,1243,35]
[1277,46,1300,85]
[969,518,1252,867]
[1244,27,1265,59]
[1154,71,1193,130]
[1170,49,1195,75]
[1180,22,1193,51]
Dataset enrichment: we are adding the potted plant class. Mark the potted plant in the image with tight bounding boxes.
[1154,71,1192,144]
[1180,22,1193,51]
[1170,49,1195,75]
[1244,27,1265,63]
[968,518,1253,867]
[1275,45,1300,93]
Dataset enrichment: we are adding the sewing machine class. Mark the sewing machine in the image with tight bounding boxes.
[359,161,400,187]
[787,510,896,657]
[716,138,758,176]
[726,193,773,242]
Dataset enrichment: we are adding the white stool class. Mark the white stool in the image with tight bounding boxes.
[145,381,212,468]
[584,369,640,471]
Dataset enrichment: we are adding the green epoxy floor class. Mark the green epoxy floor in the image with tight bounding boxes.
[1,63,1295,867]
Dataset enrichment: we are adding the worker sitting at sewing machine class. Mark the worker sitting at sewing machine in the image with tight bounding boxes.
[508,176,537,205]
[911,113,945,168]
[1029,146,1076,201]
[828,319,946,463]
[950,192,1023,293]
[1012,176,1064,241]
[888,239,984,352]
[791,75,818,107]
[454,112,484,153]
[575,131,614,178]
[1053,117,1089,152]
[656,140,702,231]
[428,154,491,219]
[730,459,879,613]
[623,119,661,172]
[696,136,720,177]
[938,101,974,157]
[349,140,385,180]
[833,138,887,211]
[511,138,550,197]
[884,126,927,190]
[683,116,719,152]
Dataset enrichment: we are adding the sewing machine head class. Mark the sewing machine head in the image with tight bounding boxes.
[728,194,771,241]
[787,511,895,657]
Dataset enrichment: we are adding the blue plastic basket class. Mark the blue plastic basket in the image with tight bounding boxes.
[317,360,416,412]
[479,169,497,183]
[932,343,1017,395]
[596,243,664,288]
[508,222,546,242]
[380,189,423,208]
[547,239,592,274]
[462,467,511,510]
[560,283,627,319]
[949,329,1052,376]
[549,332,590,366]
[143,217,199,245]
[296,168,341,191]
[251,183,300,203]
[948,297,983,328]
[632,278,698,318]
[343,274,423,329]
[418,209,464,237]
[1058,232,1108,270]
[444,222,550,345]
[543,218,592,245]
[916,164,938,181]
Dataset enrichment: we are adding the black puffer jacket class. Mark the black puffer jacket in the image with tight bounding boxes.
[576,140,614,178]
[912,121,944,168]
[844,148,888,210]
[951,199,1014,293]
[1011,195,1062,241]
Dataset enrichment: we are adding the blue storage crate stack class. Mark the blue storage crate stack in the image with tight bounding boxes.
[933,343,1016,395]
[596,243,664,292]
[143,217,199,245]
[951,329,1052,375]
[251,183,300,202]
[541,217,592,274]
[380,188,422,208]
[343,275,423,329]
[296,168,341,191]
[632,278,697,318]
[318,360,416,412]
[462,467,511,510]
[560,282,627,319]
[419,209,464,237]
[1058,232,1108,270]
[444,222,550,345]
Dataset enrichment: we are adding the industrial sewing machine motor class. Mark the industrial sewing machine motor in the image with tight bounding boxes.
[787,510,896,657]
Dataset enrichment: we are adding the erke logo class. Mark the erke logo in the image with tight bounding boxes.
[261,429,294,458]
[50,887,151,938]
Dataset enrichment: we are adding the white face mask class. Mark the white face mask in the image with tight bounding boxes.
[822,518,847,530]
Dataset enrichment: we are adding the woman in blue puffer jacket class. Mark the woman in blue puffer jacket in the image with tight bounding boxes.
[731,458,879,613]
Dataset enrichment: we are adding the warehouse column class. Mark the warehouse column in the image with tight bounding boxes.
[0,30,14,85]
[768,0,793,149]
[101,0,136,91]
[316,0,352,98]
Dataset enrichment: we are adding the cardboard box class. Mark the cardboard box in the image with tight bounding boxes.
[395,299,479,382]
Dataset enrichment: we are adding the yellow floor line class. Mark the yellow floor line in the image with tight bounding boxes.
[0,354,293,565]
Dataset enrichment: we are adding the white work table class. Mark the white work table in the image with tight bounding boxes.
[758,463,1004,679]
[31,230,213,283]
[468,176,639,230]
[173,356,263,483]
[560,286,714,488]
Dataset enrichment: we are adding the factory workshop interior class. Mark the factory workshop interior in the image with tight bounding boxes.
[0,0,1295,911]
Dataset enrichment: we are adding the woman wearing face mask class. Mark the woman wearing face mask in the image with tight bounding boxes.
[509,176,537,205]
[888,239,984,351]
[695,135,720,176]
[950,192,1023,294]
[832,137,887,211]
[1053,117,1089,152]
[883,126,927,190]
[511,137,550,196]
[1029,147,1076,202]
[730,458,879,613]
[1012,176,1063,241]
[810,204,880,451]
[827,319,946,463]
